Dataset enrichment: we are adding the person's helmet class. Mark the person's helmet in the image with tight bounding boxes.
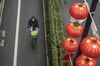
[31,16,36,22]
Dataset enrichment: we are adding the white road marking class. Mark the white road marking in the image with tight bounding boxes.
[13,0,21,66]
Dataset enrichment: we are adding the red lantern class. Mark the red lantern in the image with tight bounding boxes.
[80,36,100,58]
[75,55,97,66]
[69,3,88,20]
[62,37,78,52]
[66,22,84,38]
[63,52,74,61]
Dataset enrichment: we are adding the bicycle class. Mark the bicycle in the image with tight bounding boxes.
[30,27,39,47]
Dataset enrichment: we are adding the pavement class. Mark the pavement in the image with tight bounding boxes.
[0,0,47,66]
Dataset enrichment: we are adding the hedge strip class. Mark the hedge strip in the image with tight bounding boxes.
[45,0,68,66]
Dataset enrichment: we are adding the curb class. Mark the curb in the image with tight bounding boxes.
[42,0,49,66]
[0,0,5,26]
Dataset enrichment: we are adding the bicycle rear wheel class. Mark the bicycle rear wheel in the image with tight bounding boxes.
[32,36,37,48]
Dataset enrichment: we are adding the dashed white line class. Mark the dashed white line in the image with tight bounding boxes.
[13,0,21,66]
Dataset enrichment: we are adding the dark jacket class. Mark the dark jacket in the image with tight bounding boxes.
[28,18,38,30]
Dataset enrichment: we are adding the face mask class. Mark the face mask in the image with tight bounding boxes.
[32,18,35,21]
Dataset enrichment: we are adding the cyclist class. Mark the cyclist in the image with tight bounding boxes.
[28,16,39,31]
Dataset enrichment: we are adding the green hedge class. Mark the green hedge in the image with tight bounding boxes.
[45,0,69,66]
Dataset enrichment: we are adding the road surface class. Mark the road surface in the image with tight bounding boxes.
[0,0,47,66]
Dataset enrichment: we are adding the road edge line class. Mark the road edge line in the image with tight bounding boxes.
[42,0,49,66]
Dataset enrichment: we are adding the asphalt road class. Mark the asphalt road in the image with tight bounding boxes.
[0,0,17,66]
[0,0,47,66]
